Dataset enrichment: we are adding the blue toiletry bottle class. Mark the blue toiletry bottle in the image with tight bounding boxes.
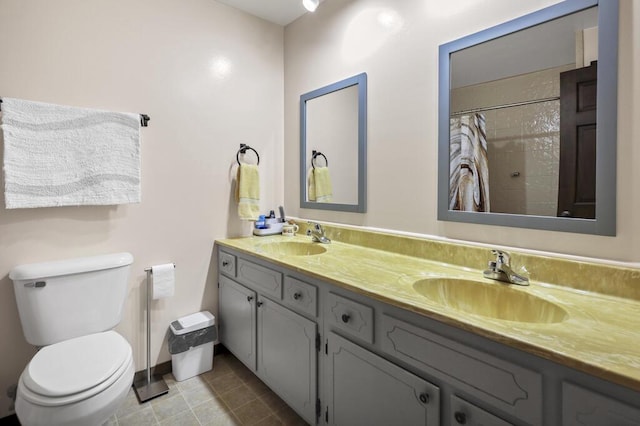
[256,215,267,229]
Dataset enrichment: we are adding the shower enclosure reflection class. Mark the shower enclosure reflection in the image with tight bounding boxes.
[448,6,597,218]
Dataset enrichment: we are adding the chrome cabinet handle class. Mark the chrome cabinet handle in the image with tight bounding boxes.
[293,292,302,300]
[247,296,253,302]
[341,314,350,323]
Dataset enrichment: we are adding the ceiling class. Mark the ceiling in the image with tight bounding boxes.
[216,0,324,26]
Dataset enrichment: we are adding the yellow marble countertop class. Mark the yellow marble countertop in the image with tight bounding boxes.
[216,235,640,392]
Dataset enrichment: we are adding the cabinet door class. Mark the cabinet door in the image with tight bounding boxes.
[326,332,440,426]
[563,382,640,425]
[219,276,257,370]
[257,297,317,425]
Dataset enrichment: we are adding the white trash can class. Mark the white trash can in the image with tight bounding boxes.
[168,311,217,381]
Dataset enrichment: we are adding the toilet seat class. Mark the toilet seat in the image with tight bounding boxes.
[20,331,132,407]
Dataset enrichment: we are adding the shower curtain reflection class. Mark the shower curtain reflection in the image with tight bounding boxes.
[449,113,490,212]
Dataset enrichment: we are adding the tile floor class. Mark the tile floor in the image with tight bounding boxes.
[107,352,308,426]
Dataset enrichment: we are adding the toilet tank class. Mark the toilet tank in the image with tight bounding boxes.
[10,252,134,346]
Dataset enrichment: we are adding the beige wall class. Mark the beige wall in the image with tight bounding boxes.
[284,0,640,262]
[0,0,283,417]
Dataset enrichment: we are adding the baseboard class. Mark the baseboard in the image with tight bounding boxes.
[0,414,19,426]
[215,343,229,355]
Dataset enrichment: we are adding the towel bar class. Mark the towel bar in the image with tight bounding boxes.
[0,96,151,128]
[237,143,260,165]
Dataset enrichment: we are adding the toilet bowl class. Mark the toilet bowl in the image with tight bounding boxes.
[10,253,135,425]
[16,331,134,426]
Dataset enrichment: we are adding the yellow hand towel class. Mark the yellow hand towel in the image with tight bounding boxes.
[308,169,317,201]
[312,166,333,202]
[235,164,260,220]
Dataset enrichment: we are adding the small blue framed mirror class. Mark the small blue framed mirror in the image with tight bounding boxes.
[300,73,367,213]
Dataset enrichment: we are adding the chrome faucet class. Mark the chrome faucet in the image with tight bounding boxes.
[306,221,331,244]
[483,250,529,286]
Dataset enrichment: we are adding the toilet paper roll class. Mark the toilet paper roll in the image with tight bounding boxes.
[152,263,175,300]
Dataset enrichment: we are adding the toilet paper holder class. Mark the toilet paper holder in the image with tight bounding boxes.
[134,263,175,403]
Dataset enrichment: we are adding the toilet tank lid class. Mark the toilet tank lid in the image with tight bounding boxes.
[9,252,134,281]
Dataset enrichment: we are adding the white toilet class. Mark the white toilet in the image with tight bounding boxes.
[10,253,136,426]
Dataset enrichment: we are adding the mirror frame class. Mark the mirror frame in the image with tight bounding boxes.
[300,73,368,213]
[437,0,618,235]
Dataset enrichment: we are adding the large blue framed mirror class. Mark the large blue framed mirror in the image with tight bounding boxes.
[438,0,618,235]
[300,73,367,213]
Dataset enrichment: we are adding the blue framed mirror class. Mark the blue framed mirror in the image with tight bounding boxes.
[438,0,618,235]
[300,73,367,213]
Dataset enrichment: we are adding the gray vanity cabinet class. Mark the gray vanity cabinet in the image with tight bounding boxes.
[218,275,256,370]
[217,245,640,426]
[218,250,318,425]
[257,296,317,423]
[326,332,440,425]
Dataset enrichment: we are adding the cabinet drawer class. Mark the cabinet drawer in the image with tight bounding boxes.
[283,276,318,317]
[562,382,640,425]
[327,292,374,344]
[381,314,542,425]
[219,251,236,277]
[237,258,282,299]
[450,394,513,426]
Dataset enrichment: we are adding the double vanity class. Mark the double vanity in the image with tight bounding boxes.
[216,223,640,425]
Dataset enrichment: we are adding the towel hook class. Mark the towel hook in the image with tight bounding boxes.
[237,143,260,165]
[311,150,328,169]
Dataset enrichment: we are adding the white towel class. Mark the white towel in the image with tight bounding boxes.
[1,97,141,209]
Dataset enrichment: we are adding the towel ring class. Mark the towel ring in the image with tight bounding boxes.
[311,150,328,169]
[237,144,260,165]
